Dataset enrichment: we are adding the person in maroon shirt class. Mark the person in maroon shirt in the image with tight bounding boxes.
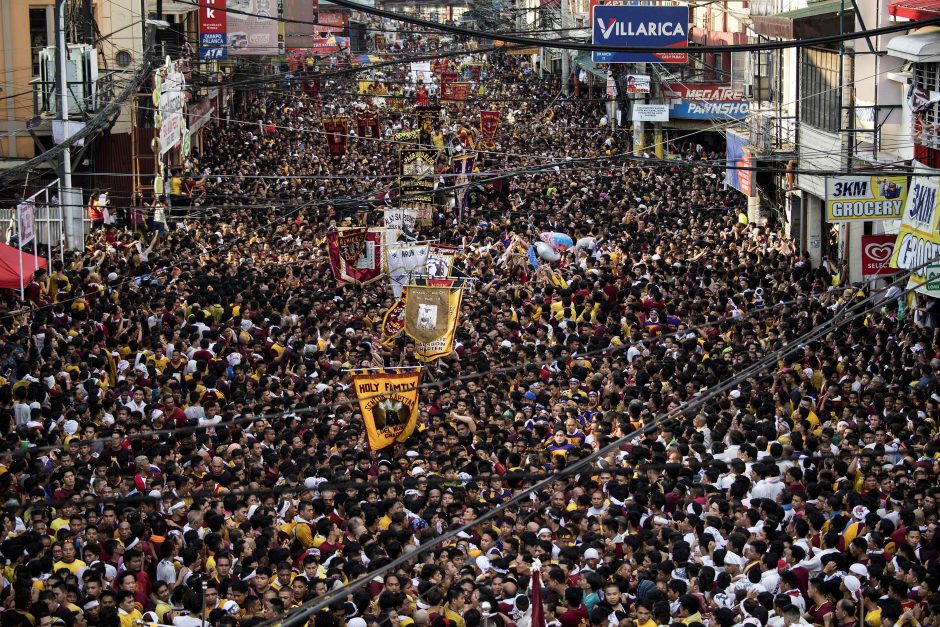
[806,577,834,627]
[160,394,187,427]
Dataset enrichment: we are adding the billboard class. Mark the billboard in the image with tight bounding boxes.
[592,5,688,64]
[861,235,900,276]
[199,0,227,60]
[726,130,752,197]
[284,0,318,49]
[625,74,650,93]
[890,175,940,286]
[661,83,743,100]
[670,101,748,120]
[226,0,279,56]
[824,175,907,221]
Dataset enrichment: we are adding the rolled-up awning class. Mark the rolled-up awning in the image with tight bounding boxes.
[750,0,854,39]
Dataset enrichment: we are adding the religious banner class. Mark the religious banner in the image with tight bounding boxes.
[399,149,437,194]
[336,227,367,265]
[351,368,422,450]
[411,277,467,288]
[426,243,458,278]
[413,287,463,362]
[356,109,381,139]
[452,153,476,215]
[383,207,418,231]
[442,82,471,101]
[404,285,452,343]
[400,195,435,222]
[415,105,441,134]
[322,116,349,156]
[327,227,386,285]
[480,111,500,149]
[381,295,407,345]
[388,242,429,297]
[467,63,483,82]
[440,71,458,90]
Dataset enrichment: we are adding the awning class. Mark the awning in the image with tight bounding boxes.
[887,31,940,61]
[751,0,854,39]
[889,0,940,19]
[574,53,607,80]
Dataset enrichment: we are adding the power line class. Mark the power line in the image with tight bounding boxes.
[175,0,940,53]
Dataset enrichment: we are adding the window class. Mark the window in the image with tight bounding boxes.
[913,63,940,151]
[30,7,51,77]
[799,47,841,133]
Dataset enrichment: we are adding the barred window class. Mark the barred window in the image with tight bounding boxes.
[799,47,841,133]
[913,63,940,151]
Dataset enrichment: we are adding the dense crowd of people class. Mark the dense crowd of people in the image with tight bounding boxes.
[0,35,939,627]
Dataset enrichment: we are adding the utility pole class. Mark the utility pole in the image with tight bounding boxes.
[560,0,570,96]
[55,0,82,251]
[632,62,645,155]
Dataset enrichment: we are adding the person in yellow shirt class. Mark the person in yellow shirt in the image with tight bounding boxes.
[52,542,86,575]
[117,591,142,627]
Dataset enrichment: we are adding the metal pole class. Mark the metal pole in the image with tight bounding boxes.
[55,0,79,252]
[18,233,24,301]
[560,0,569,96]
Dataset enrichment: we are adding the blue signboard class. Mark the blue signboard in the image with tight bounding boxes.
[592,5,689,64]
[726,130,753,197]
[671,100,749,120]
[199,33,228,61]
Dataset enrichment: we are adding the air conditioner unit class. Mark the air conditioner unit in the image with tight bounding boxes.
[38,44,98,116]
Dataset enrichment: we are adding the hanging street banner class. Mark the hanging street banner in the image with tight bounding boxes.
[825,175,908,221]
[726,130,753,197]
[17,201,35,246]
[861,235,900,277]
[592,5,689,64]
[352,368,422,450]
[891,175,940,287]
[157,59,185,155]
[383,208,418,232]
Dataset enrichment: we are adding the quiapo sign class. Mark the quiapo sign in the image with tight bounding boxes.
[891,176,940,286]
[592,5,689,64]
[825,175,908,221]
[199,0,227,60]
[861,235,900,277]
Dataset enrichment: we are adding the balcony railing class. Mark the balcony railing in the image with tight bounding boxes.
[29,71,117,119]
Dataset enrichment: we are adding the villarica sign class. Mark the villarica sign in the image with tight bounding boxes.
[592,5,689,64]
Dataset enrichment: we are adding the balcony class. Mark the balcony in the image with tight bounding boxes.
[29,72,118,120]
[743,113,797,156]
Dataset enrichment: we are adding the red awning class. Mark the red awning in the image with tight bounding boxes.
[889,0,940,20]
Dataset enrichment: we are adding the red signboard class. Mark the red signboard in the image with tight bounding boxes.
[861,235,900,276]
[200,0,226,32]
[661,83,743,100]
